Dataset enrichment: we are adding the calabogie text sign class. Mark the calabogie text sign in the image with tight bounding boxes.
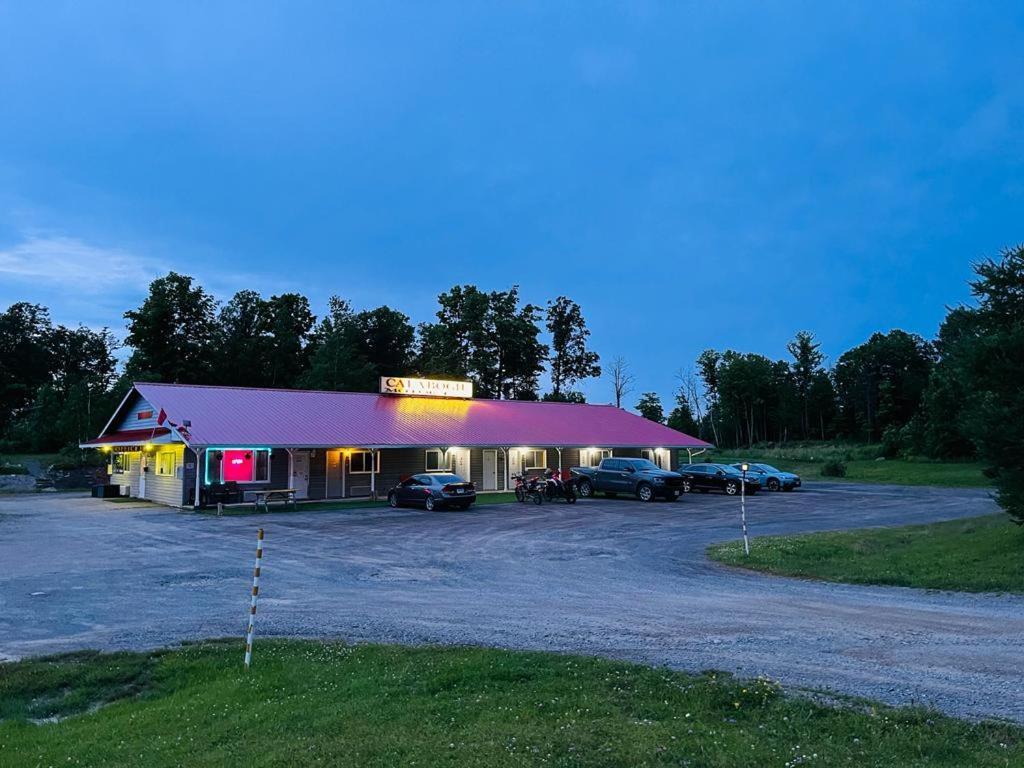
[380,377,473,399]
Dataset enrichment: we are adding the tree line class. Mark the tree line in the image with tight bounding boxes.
[620,245,1022,523]
[0,276,603,452]
[2,245,1022,522]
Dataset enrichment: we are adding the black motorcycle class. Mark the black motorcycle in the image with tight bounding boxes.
[543,474,577,504]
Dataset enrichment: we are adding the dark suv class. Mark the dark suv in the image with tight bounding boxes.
[680,464,760,495]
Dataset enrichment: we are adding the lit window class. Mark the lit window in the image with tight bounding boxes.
[110,452,131,474]
[583,449,612,467]
[216,449,271,483]
[155,451,176,477]
[425,449,454,473]
[520,449,547,471]
[350,451,379,474]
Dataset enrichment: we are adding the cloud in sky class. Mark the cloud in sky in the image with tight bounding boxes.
[0,232,307,335]
[0,234,164,291]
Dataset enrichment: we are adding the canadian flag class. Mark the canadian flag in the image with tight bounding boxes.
[156,408,167,426]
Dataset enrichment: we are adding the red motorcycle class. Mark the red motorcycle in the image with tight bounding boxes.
[512,473,544,505]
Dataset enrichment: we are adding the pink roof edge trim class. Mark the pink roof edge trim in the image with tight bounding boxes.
[96,382,714,449]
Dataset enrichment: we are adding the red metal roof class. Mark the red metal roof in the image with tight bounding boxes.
[90,382,713,449]
[81,427,171,446]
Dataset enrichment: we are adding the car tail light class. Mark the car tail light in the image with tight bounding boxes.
[442,484,454,493]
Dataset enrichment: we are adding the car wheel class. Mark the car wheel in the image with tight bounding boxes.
[767,478,780,492]
[636,482,654,502]
[682,480,692,493]
[577,479,593,498]
[388,492,399,508]
[725,482,738,495]
[424,496,436,511]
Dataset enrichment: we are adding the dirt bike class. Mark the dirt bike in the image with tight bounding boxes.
[512,473,544,504]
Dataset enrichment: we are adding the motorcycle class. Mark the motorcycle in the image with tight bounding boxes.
[543,473,577,504]
[512,473,544,505]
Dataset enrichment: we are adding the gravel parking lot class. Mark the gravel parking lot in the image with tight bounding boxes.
[1,483,1021,722]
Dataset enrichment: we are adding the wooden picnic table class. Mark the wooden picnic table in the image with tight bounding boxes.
[252,488,297,513]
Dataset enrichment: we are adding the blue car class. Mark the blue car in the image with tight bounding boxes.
[732,463,801,492]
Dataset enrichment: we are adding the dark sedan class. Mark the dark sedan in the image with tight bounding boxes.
[387,473,476,511]
[680,464,760,495]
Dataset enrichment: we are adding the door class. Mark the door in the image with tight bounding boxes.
[452,449,471,483]
[597,458,624,492]
[326,450,342,497]
[482,450,497,491]
[139,454,147,498]
[291,451,310,499]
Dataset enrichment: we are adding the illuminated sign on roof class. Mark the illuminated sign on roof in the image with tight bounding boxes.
[380,377,473,399]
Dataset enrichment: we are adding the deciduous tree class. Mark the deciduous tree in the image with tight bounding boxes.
[546,296,600,401]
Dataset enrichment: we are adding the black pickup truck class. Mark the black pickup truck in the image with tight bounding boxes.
[571,457,684,502]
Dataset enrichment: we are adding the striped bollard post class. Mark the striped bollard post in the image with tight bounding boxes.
[244,528,264,669]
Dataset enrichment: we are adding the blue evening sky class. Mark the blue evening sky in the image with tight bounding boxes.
[1,2,1022,406]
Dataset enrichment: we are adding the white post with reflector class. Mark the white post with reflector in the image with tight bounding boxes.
[244,528,264,669]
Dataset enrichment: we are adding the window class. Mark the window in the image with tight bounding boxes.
[212,449,271,483]
[582,448,611,467]
[640,449,654,463]
[350,450,379,474]
[425,449,453,473]
[517,448,546,472]
[155,451,176,477]
[110,452,131,474]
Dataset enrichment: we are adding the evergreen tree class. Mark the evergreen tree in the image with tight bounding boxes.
[666,386,699,435]
[945,246,1024,523]
[635,392,665,423]
[301,297,375,391]
[787,330,825,439]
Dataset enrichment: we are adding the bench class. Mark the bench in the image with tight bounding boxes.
[252,488,297,513]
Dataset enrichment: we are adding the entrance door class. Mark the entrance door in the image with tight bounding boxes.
[452,449,471,483]
[291,451,310,499]
[482,450,497,490]
[326,450,342,497]
[139,454,147,498]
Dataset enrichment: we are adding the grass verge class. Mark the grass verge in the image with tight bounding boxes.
[707,513,1024,593]
[712,443,990,488]
[1,640,1020,767]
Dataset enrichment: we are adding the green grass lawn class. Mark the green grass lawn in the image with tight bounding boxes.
[1,641,1020,767]
[711,443,991,488]
[198,491,521,516]
[708,513,1024,593]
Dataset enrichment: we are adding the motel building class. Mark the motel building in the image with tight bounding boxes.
[81,378,712,508]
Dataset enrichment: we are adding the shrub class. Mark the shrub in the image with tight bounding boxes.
[50,445,108,472]
[0,463,30,475]
[822,459,847,477]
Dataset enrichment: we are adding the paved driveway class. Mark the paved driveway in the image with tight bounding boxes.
[1,484,1021,722]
